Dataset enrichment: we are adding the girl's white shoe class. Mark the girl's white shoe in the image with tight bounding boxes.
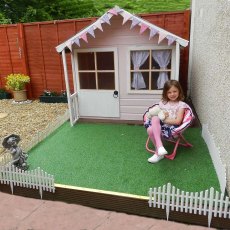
[148,154,164,163]
[157,146,168,156]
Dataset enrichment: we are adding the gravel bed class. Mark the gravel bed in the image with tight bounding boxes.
[0,99,68,153]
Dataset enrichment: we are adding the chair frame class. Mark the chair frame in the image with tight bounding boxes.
[144,103,194,160]
[145,133,193,160]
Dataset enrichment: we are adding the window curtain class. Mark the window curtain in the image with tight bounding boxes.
[152,50,171,89]
[131,51,149,89]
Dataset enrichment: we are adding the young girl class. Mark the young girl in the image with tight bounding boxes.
[147,80,188,163]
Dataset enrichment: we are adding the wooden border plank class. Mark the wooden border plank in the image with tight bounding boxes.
[0,183,229,229]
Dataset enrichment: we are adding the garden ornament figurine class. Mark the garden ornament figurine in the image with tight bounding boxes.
[2,134,29,170]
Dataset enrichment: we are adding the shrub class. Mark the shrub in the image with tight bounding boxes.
[5,73,30,91]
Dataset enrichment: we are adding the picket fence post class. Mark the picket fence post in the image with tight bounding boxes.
[208,187,214,227]
[166,183,171,220]
[9,165,13,194]
[148,188,153,207]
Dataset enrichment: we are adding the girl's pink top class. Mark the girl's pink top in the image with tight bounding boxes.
[159,100,188,119]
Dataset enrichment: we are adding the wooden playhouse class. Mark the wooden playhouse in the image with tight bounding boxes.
[56,6,189,126]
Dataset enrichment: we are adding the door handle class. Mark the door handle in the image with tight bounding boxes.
[113,90,119,98]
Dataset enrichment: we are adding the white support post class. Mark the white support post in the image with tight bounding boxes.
[37,168,43,199]
[70,52,80,122]
[175,42,180,81]
[148,188,153,207]
[70,51,77,94]
[62,50,74,126]
[9,165,14,194]
[166,183,171,221]
[208,187,214,228]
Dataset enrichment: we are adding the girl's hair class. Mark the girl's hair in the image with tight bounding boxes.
[162,80,185,102]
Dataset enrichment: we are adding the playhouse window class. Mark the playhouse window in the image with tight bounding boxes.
[77,51,115,90]
[130,49,172,90]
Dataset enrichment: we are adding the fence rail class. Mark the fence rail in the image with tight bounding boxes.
[149,183,230,227]
[0,165,55,198]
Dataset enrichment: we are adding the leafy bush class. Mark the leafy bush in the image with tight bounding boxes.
[5,73,30,91]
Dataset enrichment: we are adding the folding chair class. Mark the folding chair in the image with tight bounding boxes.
[143,103,195,160]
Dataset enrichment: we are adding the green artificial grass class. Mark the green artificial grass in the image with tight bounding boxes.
[28,122,220,196]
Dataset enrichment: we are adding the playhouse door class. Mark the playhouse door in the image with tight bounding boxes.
[76,49,119,118]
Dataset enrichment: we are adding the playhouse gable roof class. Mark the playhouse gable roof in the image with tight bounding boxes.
[56,6,189,53]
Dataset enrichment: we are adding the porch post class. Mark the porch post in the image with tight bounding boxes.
[175,42,180,81]
[70,52,77,93]
[70,51,80,121]
[61,49,74,126]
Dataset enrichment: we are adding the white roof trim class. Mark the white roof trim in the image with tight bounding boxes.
[56,6,189,53]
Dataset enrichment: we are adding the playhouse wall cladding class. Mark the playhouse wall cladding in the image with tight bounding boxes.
[0,10,190,100]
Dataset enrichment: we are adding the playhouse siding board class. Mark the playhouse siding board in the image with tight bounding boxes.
[0,11,189,98]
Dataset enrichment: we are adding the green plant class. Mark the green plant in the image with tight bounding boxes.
[5,73,30,91]
[0,87,12,99]
[40,90,67,103]
[0,88,7,93]
[42,90,67,97]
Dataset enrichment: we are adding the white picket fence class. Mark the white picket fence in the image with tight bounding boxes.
[149,183,230,227]
[0,164,55,198]
[0,109,69,195]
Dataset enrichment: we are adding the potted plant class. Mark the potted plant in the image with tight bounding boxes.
[5,73,30,102]
[0,88,11,99]
[39,90,68,103]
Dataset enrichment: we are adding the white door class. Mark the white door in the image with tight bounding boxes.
[75,48,119,118]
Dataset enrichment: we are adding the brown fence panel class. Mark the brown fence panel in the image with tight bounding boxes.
[7,26,24,74]
[40,24,63,91]
[24,24,44,96]
[0,10,190,99]
[0,25,18,86]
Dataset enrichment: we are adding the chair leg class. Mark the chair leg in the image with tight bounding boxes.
[165,135,192,148]
[179,134,193,147]
[164,134,192,160]
[164,138,180,160]
[146,137,156,154]
[146,136,181,159]
[146,134,192,160]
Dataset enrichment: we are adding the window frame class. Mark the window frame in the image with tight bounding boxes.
[74,47,118,91]
[127,45,177,95]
